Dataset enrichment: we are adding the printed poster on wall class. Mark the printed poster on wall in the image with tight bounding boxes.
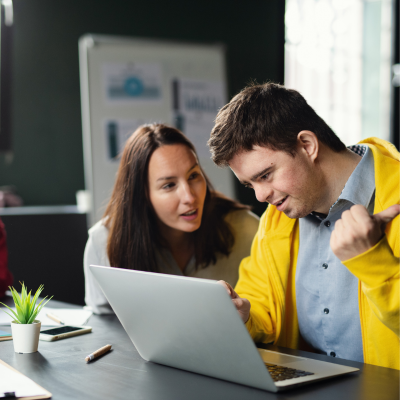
[103,63,162,104]
[103,119,147,162]
[172,78,226,159]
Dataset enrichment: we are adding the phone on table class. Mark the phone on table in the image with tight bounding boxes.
[39,326,92,341]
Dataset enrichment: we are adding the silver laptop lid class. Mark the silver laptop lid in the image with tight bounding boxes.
[89,265,276,391]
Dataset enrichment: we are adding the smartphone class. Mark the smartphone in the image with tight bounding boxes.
[39,325,92,341]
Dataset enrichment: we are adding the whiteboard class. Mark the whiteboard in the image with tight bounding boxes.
[79,34,235,227]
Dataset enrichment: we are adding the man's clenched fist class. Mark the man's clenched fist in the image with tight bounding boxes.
[330,204,400,262]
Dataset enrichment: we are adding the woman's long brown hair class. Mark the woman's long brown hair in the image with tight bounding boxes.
[104,123,249,272]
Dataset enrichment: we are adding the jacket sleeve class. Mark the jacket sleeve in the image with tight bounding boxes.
[343,218,399,337]
[83,224,114,315]
[0,218,13,298]
[234,213,281,344]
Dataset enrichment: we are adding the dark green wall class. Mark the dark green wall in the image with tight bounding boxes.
[0,0,284,215]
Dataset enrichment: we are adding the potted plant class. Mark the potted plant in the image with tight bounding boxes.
[0,283,52,353]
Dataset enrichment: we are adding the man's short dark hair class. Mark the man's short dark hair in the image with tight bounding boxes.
[208,82,346,166]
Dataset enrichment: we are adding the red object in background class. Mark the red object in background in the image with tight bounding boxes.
[0,217,13,297]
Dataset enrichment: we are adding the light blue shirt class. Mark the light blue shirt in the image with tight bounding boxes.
[296,145,375,362]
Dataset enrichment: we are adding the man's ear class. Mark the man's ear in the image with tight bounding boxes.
[297,131,319,162]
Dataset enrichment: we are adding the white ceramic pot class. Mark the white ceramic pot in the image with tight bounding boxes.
[11,320,41,353]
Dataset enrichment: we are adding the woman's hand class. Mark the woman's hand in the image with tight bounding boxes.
[217,280,251,323]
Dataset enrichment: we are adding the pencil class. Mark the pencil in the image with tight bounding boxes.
[46,312,65,325]
[85,344,112,363]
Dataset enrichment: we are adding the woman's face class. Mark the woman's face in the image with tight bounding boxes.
[148,144,207,236]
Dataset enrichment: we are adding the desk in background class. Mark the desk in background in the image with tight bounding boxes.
[0,206,88,305]
[0,296,398,400]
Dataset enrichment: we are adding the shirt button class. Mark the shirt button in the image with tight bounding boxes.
[324,221,331,227]
[322,263,328,269]
[330,352,336,357]
[324,308,329,314]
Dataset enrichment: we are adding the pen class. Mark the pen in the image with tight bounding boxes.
[47,312,65,325]
[85,344,112,363]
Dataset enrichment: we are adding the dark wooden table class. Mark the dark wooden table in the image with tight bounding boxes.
[0,297,399,400]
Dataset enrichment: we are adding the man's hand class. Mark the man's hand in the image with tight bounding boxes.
[217,280,251,323]
[330,204,400,261]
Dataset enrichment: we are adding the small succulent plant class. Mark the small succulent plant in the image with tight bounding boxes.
[0,283,52,324]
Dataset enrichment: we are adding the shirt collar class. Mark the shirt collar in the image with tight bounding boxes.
[336,145,375,209]
[309,144,375,221]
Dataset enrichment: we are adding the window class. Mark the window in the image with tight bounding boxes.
[285,0,393,145]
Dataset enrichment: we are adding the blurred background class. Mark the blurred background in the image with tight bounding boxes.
[0,0,398,304]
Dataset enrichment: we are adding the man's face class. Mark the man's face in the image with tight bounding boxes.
[229,144,323,219]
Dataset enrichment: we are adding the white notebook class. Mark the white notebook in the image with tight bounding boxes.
[0,360,51,399]
[0,307,92,326]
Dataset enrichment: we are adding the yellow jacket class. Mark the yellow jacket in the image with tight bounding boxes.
[235,137,400,369]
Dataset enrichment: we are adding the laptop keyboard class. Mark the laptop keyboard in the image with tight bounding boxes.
[264,363,315,382]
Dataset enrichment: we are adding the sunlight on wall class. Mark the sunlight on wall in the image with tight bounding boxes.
[285,0,392,145]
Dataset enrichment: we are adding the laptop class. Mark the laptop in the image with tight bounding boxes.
[89,265,359,392]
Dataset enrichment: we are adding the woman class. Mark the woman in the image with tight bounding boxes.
[84,123,259,314]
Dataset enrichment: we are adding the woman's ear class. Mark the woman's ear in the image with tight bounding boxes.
[297,131,319,162]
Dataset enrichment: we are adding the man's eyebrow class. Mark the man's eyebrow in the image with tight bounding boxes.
[156,163,198,181]
[238,167,273,186]
[251,166,273,181]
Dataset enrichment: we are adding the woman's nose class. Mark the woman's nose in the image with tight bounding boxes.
[180,183,196,204]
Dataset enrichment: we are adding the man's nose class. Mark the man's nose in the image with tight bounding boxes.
[254,185,272,203]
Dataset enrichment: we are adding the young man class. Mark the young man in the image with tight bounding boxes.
[208,83,399,369]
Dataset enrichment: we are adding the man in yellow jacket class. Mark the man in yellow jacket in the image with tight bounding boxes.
[208,83,399,370]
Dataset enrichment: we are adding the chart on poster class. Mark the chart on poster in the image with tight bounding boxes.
[79,35,233,226]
